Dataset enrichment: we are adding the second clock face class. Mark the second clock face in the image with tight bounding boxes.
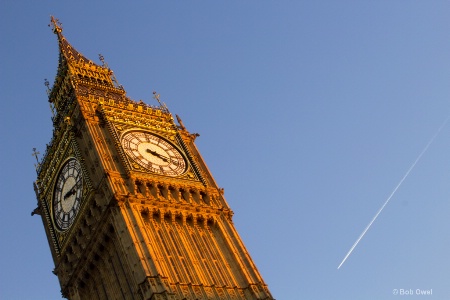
[121,131,187,176]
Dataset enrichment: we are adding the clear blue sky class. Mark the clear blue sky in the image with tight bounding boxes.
[1,1,450,299]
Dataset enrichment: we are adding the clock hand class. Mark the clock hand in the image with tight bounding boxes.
[64,187,76,200]
[63,179,81,200]
[146,149,169,162]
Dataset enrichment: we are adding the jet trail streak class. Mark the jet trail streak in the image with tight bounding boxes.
[337,115,450,269]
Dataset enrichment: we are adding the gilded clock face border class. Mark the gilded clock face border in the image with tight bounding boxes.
[120,130,188,176]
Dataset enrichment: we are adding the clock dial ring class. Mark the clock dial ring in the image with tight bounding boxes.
[52,157,83,231]
[121,131,187,176]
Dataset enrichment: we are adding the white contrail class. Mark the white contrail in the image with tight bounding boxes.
[337,114,450,270]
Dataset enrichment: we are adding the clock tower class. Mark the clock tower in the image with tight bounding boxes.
[33,17,273,300]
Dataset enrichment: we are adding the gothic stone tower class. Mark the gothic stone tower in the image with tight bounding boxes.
[33,18,273,300]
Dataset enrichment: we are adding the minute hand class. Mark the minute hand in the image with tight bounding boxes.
[146,149,169,162]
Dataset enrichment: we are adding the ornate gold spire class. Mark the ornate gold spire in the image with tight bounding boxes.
[47,17,122,115]
[49,15,96,67]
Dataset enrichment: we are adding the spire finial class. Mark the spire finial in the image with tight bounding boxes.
[49,16,63,34]
[99,54,122,88]
[176,115,187,130]
[44,79,55,117]
[152,91,170,113]
[99,54,105,66]
[32,148,41,173]
[44,78,50,94]
[153,91,163,106]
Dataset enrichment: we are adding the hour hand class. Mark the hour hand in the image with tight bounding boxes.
[63,181,80,199]
[64,187,76,199]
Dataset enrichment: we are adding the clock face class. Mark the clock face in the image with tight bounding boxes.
[121,131,187,176]
[53,158,83,231]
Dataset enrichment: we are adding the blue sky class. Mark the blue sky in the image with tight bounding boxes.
[1,1,450,299]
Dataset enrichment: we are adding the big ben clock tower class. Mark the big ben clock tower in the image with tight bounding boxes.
[33,17,273,300]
